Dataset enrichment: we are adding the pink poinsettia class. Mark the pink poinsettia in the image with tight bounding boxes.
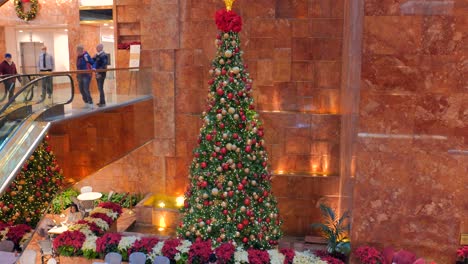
[215,243,235,263]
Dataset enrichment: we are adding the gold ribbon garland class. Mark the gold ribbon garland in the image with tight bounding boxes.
[14,0,39,21]
[224,0,236,11]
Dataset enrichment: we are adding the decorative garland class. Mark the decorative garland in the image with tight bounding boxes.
[14,0,39,21]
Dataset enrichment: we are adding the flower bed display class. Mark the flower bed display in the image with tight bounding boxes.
[53,202,122,257]
[0,222,33,249]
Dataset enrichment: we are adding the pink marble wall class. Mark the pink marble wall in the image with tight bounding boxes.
[0,0,81,71]
[350,0,468,262]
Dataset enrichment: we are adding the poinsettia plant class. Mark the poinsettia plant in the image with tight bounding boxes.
[457,246,468,264]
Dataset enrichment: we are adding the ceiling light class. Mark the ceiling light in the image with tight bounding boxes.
[103,23,109,26]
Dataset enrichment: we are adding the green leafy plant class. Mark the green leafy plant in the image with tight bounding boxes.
[51,188,80,214]
[98,192,143,208]
[311,204,351,258]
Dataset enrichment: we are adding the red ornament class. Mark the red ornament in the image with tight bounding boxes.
[201,181,208,188]
[244,198,251,206]
[206,134,212,141]
[223,210,228,215]
[228,191,234,197]
[218,155,224,160]
[242,219,249,225]
[257,131,264,137]
[208,79,214,85]
[237,162,243,169]
[237,184,244,191]
[221,69,227,75]
[227,93,234,100]
[245,146,251,153]
[222,163,229,170]
[219,123,225,129]
[201,162,207,169]
[221,147,227,154]
[242,237,248,243]
[237,223,244,230]
[217,88,224,95]
[233,133,238,139]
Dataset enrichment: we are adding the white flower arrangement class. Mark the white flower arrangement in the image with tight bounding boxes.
[118,236,138,251]
[268,249,285,264]
[292,251,327,264]
[82,235,98,251]
[234,247,249,264]
[68,223,94,237]
[176,239,192,254]
[85,217,109,231]
[91,207,118,220]
[148,241,165,262]
[0,228,9,240]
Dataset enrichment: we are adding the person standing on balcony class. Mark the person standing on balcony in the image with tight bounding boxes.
[92,43,108,107]
[76,45,94,109]
[37,45,55,99]
[0,53,19,101]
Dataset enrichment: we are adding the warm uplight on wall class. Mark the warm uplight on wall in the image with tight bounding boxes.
[277,170,284,175]
[176,196,184,207]
[19,30,23,32]
[158,216,166,231]
[158,202,165,208]
[110,26,114,29]
[311,164,318,174]
[64,29,68,32]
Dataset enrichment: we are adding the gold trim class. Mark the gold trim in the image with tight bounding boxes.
[224,0,236,11]
[79,5,113,10]
[79,20,114,25]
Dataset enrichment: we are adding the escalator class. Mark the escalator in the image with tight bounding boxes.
[0,74,74,195]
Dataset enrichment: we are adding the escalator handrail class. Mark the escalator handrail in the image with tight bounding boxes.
[0,74,75,115]
[0,74,56,102]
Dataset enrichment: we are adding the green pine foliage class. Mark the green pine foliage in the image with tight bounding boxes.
[0,136,64,226]
[177,31,282,249]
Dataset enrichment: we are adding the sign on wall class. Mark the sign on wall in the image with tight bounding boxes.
[129,44,140,69]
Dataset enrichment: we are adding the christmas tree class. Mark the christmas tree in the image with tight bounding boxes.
[0,135,64,226]
[177,0,282,250]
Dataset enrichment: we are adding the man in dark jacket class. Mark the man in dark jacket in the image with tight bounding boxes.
[0,53,18,101]
[93,43,108,107]
[76,45,94,109]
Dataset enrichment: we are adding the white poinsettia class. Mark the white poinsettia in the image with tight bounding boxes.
[81,235,98,251]
[234,247,249,264]
[175,253,181,261]
[176,239,192,254]
[118,236,138,251]
[85,217,109,231]
[268,249,285,264]
[91,207,118,220]
[0,227,9,240]
[293,251,327,264]
[152,241,165,255]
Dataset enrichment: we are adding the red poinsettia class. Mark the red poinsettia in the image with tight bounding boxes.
[96,233,122,254]
[215,9,242,33]
[76,219,104,236]
[98,202,123,215]
[247,249,270,264]
[90,213,113,226]
[52,230,86,255]
[215,243,235,263]
[128,237,160,255]
[161,238,181,260]
[458,246,468,259]
[189,240,213,264]
[280,248,295,264]
[6,224,31,245]
[354,246,384,264]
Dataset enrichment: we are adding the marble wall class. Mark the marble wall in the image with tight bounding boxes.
[351,0,468,262]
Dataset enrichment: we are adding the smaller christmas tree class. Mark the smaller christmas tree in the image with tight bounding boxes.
[0,135,64,226]
[177,0,282,250]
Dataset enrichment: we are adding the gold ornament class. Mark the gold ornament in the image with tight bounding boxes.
[224,0,236,11]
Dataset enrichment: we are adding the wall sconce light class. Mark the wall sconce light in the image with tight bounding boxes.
[158,215,166,231]
[176,196,184,207]
[158,202,165,208]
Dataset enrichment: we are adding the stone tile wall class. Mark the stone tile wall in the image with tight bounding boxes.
[351,0,468,262]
